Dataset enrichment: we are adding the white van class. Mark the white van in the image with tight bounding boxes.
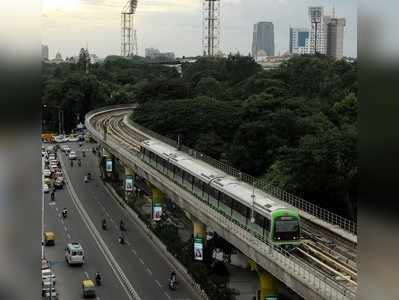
[65,242,85,265]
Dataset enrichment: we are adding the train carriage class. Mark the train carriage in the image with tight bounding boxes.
[140,139,301,248]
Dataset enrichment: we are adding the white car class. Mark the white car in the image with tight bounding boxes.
[65,242,85,265]
[42,269,56,285]
[67,135,79,142]
[43,169,51,177]
[54,135,66,143]
[68,151,77,160]
[62,145,71,153]
[43,184,50,193]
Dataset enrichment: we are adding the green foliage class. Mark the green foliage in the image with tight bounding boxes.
[42,53,357,219]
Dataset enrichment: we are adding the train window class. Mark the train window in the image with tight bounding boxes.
[208,186,219,208]
[174,167,183,183]
[219,193,232,216]
[193,177,203,198]
[165,160,173,177]
[253,211,266,237]
[183,171,194,191]
[232,200,248,225]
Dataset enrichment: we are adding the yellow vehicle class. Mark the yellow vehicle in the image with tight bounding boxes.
[44,232,55,246]
[82,279,96,298]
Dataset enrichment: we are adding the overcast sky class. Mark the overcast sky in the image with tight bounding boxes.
[42,0,357,59]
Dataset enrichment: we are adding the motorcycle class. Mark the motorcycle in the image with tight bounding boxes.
[62,210,68,219]
[118,236,125,244]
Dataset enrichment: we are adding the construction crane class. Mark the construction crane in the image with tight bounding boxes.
[121,0,138,57]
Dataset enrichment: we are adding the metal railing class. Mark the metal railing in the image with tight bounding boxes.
[127,118,357,235]
[85,113,356,300]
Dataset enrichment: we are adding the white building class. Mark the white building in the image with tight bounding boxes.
[289,27,310,55]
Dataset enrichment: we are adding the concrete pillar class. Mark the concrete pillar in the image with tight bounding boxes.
[258,270,279,300]
[193,220,206,240]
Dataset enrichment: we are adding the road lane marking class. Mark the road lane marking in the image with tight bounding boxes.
[67,233,71,239]
[61,157,141,300]
[126,240,131,246]
[84,271,89,278]
[139,258,145,265]
[131,249,137,255]
[164,291,172,300]
[110,218,114,223]
[155,279,162,288]
[64,226,68,232]
[146,268,152,275]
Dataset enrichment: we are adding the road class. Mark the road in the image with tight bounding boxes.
[43,155,129,300]
[50,142,201,300]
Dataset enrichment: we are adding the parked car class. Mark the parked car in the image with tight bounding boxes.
[43,184,50,193]
[43,169,51,177]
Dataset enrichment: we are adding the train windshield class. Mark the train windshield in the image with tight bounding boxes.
[273,216,300,242]
[275,220,299,233]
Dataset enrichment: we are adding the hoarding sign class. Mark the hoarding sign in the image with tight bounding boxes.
[125,175,134,192]
[106,159,113,172]
[194,238,203,261]
[153,203,162,221]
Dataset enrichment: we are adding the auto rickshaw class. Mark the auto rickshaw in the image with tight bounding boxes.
[82,279,96,298]
[44,232,55,246]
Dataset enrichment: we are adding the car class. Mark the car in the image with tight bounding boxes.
[54,135,66,143]
[42,258,49,270]
[49,154,56,161]
[54,178,64,189]
[65,242,85,265]
[43,169,51,177]
[54,171,63,178]
[67,135,80,142]
[68,151,77,160]
[42,269,56,284]
[62,145,71,153]
[43,184,50,193]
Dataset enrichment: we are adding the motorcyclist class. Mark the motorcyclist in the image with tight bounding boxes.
[102,219,107,230]
[62,208,68,218]
[84,175,88,183]
[118,235,125,244]
[50,191,55,201]
[87,172,91,180]
[95,272,102,286]
[169,271,177,290]
[78,159,81,167]
[119,220,125,231]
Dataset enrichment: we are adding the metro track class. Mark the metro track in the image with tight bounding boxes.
[89,108,359,296]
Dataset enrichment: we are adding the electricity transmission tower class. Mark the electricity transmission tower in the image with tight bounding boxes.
[202,0,220,56]
[121,0,138,57]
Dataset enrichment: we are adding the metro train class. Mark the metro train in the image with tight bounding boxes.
[139,139,301,248]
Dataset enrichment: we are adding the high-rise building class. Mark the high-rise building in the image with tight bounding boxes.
[289,27,310,55]
[252,22,275,60]
[42,45,49,61]
[326,18,346,59]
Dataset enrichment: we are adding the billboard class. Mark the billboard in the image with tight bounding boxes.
[106,159,113,172]
[153,203,162,221]
[194,238,203,261]
[125,175,134,192]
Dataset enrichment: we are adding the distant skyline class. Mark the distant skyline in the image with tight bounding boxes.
[42,0,357,59]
